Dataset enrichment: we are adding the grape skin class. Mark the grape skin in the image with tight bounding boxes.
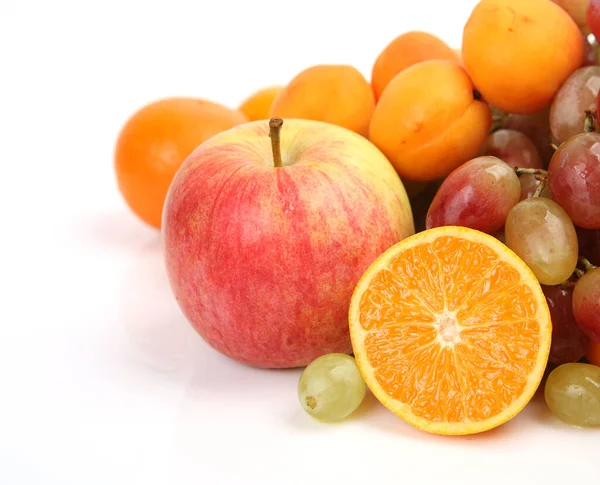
[506,108,554,166]
[587,0,600,40]
[505,198,579,285]
[548,132,600,229]
[542,284,589,365]
[426,156,520,234]
[519,174,552,201]
[298,353,366,421]
[550,66,600,143]
[572,267,600,342]
[545,363,600,427]
[482,129,542,169]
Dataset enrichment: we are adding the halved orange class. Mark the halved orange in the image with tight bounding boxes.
[349,226,551,435]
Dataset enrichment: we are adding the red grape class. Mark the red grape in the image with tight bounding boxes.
[582,31,597,66]
[426,156,520,234]
[542,284,590,365]
[519,174,552,201]
[573,267,600,341]
[482,129,542,169]
[550,66,600,143]
[576,226,600,265]
[587,0,600,40]
[506,108,554,166]
[554,0,591,28]
[548,132,600,229]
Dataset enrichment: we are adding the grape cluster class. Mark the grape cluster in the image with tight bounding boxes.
[418,0,600,427]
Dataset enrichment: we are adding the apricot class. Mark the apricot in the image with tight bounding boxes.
[462,0,584,114]
[238,86,283,121]
[369,60,492,182]
[269,65,375,137]
[371,31,460,101]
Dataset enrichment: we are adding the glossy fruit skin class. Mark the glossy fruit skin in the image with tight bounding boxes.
[426,156,520,234]
[506,108,554,166]
[550,66,600,143]
[463,0,585,114]
[573,267,600,341]
[548,132,600,229]
[519,174,552,201]
[270,65,375,137]
[545,363,600,426]
[369,60,491,181]
[542,285,589,365]
[371,31,460,101]
[298,353,366,422]
[115,98,247,228]
[576,227,600,266]
[505,198,579,285]
[238,86,283,121]
[587,0,600,39]
[162,119,414,368]
[482,129,543,169]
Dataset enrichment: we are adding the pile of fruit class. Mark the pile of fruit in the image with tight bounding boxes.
[114,0,600,436]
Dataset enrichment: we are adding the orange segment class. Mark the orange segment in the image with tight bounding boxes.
[349,226,551,435]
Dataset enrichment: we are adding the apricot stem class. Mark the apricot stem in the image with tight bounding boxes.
[269,118,284,168]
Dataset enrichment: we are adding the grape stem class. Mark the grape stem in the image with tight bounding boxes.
[532,174,548,198]
[269,118,284,168]
[560,280,576,289]
[514,167,548,177]
[584,111,597,134]
[490,106,508,133]
[550,143,559,151]
[579,256,597,273]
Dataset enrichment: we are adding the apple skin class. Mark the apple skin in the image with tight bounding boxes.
[162,119,414,368]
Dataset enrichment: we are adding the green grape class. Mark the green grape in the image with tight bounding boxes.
[545,363,600,427]
[505,197,579,285]
[298,353,366,421]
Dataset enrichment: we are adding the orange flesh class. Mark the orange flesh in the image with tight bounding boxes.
[357,235,543,424]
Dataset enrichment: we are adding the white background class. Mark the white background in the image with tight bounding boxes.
[1,1,599,484]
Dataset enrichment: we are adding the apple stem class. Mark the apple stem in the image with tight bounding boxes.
[269,118,284,168]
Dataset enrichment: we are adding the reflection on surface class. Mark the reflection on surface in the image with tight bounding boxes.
[118,236,201,373]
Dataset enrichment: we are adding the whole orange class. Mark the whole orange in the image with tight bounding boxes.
[114,98,247,228]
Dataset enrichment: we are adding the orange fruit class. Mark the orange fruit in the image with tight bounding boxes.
[238,86,283,121]
[588,340,600,366]
[348,226,551,435]
[115,97,247,228]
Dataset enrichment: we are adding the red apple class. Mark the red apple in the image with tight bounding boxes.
[162,118,414,368]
